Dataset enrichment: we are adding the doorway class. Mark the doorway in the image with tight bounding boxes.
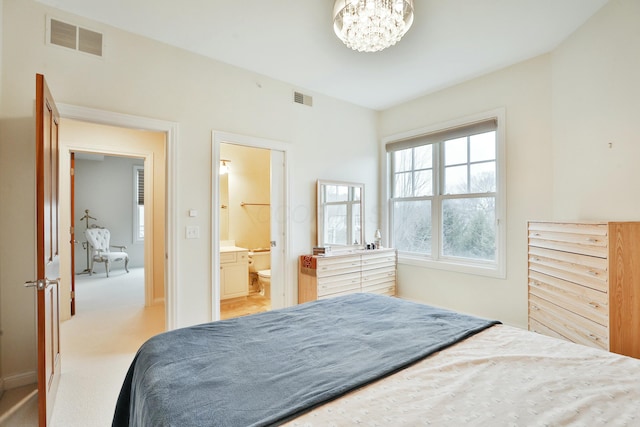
[59,119,166,323]
[57,104,178,329]
[212,131,291,321]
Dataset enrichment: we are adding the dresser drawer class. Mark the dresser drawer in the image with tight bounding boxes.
[529,294,608,350]
[362,266,395,282]
[528,246,608,292]
[528,222,608,258]
[316,256,361,277]
[317,271,361,297]
[318,288,361,300]
[362,281,396,296]
[529,270,608,326]
[361,251,396,267]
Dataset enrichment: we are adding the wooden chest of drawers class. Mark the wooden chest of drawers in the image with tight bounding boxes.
[528,221,640,358]
[298,249,396,303]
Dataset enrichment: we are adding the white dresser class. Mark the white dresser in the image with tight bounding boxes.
[298,248,396,303]
[527,221,640,358]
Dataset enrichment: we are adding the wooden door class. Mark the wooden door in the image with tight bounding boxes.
[270,149,285,309]
[35,73,62,426]
[70,152,76,315]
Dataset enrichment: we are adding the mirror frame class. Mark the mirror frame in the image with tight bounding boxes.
[317,179,365,249]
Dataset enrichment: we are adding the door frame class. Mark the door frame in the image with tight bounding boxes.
[57,104,178,329]
[211,131,293,320]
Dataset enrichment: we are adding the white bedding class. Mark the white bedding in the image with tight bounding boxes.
[285,324,640,426]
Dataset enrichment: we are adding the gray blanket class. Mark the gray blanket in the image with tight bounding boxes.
[113,293,499,427]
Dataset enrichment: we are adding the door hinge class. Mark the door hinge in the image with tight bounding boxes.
[70,226,74,234]
[71,291,75,299]
[70,167,75,176]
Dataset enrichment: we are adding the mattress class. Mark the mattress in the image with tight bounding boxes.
[286,323,640,426]
[113,293,640,426]
[112,293,498,426]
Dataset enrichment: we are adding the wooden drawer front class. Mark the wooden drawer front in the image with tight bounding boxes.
[528,222,608,258]
[529,317,569,342]
[362,266,395,282]
[362,281,395,296]
[361,251,396,267]
[530,294,608,350]
[529,270,608,326]
[316,256,361,277]
[361,256,395,270]
[528,248,608,292]
[318,288,360,300]
[220,252,236,263]
[317,271,361,297]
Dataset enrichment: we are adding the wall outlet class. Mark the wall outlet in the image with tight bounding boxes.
[186,226,200,239]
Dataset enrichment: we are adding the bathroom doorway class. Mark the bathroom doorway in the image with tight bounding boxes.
[212,132,290,321]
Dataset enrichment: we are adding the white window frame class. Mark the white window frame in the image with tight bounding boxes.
[383,108,506,278]
[133,165,144,243]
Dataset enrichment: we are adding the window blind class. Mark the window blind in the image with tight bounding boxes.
[137,168,144,206]
[385,118,497,153]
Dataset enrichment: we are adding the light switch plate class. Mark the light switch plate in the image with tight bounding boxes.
[186,226,200,239]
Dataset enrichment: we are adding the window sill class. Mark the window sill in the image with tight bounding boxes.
[398,253,506,279]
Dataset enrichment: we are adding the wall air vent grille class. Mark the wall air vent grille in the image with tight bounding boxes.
[294,91,313,107]
[48,17,104,57]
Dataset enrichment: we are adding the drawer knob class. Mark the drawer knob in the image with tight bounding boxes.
[587,270,598,276]
[588,333,599,341]
[587,238,598,243]
[588,302,600,308]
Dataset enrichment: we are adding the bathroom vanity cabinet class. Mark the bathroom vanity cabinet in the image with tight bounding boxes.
[298,248,396,303]
[220,248,249,300]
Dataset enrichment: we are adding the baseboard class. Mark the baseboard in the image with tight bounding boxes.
[2,371,37,390]
[152,297,165,306]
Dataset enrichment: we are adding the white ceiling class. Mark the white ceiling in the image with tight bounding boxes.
[36,0,609,110]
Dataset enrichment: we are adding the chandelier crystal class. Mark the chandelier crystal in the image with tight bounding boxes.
[333,0,414,53]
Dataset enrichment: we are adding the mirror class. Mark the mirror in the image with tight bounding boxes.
[317,180,364,248]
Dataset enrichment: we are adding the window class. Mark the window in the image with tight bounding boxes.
[386,111,505,277]
[134,165,144,242]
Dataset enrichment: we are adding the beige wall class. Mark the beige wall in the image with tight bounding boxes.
[551,0,640,220]
[220,144,271,251]
[380,55,554,327]
[380,0,640,328]
[0,0,379,385]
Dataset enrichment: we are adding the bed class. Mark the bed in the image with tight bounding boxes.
[112,293,640,426]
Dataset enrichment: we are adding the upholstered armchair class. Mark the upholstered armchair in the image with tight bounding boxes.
[84,227,129,277]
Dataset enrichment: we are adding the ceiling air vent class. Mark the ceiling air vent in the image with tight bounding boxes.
[49,17,104,57]
[294,91,313,107]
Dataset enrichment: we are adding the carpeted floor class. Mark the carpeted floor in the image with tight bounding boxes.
[50,267,165,427]
[3,267,268,426]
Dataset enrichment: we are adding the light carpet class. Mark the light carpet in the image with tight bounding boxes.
[50,268,164,427]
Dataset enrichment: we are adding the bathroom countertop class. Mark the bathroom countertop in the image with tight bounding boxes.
[220,246,248,253]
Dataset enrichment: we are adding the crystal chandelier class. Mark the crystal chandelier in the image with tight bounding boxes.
[333,0,414,53]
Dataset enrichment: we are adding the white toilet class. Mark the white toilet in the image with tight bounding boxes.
[248,249,271,298]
